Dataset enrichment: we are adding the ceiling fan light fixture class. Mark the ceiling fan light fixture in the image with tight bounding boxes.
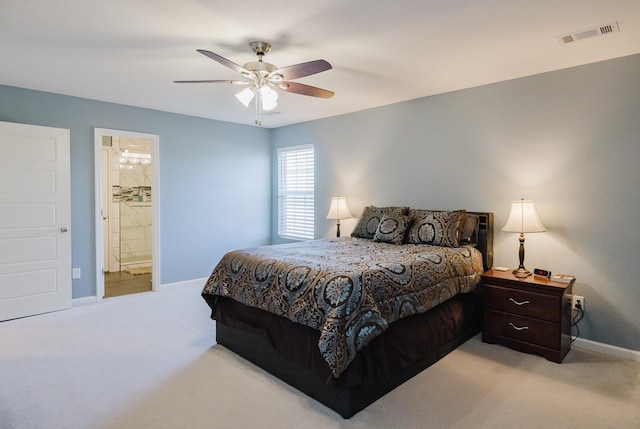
[260,86,278,110]
[235,87,255,107]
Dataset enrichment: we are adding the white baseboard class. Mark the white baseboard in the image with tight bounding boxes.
[72,277,208,307]
[572,337,640,362]
[159,277,208,290]
[72,295,98,307]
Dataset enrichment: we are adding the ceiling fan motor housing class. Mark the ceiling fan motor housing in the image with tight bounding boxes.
[243,61,277,74]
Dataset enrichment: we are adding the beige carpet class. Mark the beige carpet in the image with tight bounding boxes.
[1,283,638,429]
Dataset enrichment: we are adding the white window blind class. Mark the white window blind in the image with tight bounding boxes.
[277,145,314,240]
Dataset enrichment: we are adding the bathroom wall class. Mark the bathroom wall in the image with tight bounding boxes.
[107,136,152,271]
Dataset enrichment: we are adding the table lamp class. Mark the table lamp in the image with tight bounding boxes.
[502,198,546,278]
[326,196,353,237]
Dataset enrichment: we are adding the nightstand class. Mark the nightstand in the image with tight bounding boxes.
[482,269,575,363]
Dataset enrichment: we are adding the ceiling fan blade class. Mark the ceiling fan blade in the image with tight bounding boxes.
[173,79,248,84]
[270,60,332,80]
[279,81,334,99]
[197,49,251,75]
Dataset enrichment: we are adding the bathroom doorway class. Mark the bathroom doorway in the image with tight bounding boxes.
[94,128,160,300]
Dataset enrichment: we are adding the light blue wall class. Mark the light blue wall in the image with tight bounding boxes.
[0,85,271,298]
[272,54,640,351]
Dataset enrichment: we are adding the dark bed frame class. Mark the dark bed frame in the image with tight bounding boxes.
[213,212,494,418]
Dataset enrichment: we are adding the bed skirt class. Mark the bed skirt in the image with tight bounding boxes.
[209,288,483,418]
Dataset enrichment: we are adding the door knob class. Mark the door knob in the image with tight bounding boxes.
[60,227,69,232]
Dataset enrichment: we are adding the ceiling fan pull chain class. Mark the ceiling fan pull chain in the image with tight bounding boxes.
[255,89,262,126]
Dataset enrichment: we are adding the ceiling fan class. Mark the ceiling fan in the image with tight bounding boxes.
[175,41,334,126]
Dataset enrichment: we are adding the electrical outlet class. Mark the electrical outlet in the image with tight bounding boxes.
[72,268,81,279]
[572,294,585,311]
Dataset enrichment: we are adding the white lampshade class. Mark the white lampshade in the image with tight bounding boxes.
[502,199,546,233]
[260,85,278,110]
[235,87,255,107]
[326,196,353,220]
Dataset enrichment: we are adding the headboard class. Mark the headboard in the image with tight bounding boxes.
[468,211,494,272]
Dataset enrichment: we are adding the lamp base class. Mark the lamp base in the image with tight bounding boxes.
[513,234,531,278]
[512,267,532,278]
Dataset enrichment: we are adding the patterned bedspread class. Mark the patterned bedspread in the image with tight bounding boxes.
[202,237,483,377]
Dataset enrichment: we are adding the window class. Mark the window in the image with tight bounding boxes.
[277,145,314,240]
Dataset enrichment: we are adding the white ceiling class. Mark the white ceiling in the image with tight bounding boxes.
[1,0,639,128]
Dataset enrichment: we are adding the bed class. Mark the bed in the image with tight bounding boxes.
[202,208,494,418]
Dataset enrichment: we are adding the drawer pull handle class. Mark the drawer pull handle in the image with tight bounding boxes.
[509,322,530,331]
[509,298,530,306]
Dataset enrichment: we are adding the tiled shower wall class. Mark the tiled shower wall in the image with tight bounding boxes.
[107,137,152,271]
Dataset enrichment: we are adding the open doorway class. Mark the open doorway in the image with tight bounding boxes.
[94,128,160,300]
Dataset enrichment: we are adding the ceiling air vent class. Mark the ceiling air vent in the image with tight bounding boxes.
[557,21,620,44]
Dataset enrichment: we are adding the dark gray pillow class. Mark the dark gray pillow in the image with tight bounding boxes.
[459,213,479,245]
[351,206,409,239]
[373,214,411,244]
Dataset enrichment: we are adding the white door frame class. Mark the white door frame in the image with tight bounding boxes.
[94,128,160,301]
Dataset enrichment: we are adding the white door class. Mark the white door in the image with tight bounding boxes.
[0,121,72,321]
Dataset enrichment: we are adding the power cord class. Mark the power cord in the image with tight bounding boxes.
[571,300,584,343]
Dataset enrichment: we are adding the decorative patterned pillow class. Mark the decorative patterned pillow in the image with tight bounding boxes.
[406,209,466,247]
[351,206,409,239]
[373,214,411,244]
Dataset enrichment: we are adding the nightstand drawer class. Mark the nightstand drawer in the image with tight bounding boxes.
[484,310,559,349]
[484,285,560,322]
